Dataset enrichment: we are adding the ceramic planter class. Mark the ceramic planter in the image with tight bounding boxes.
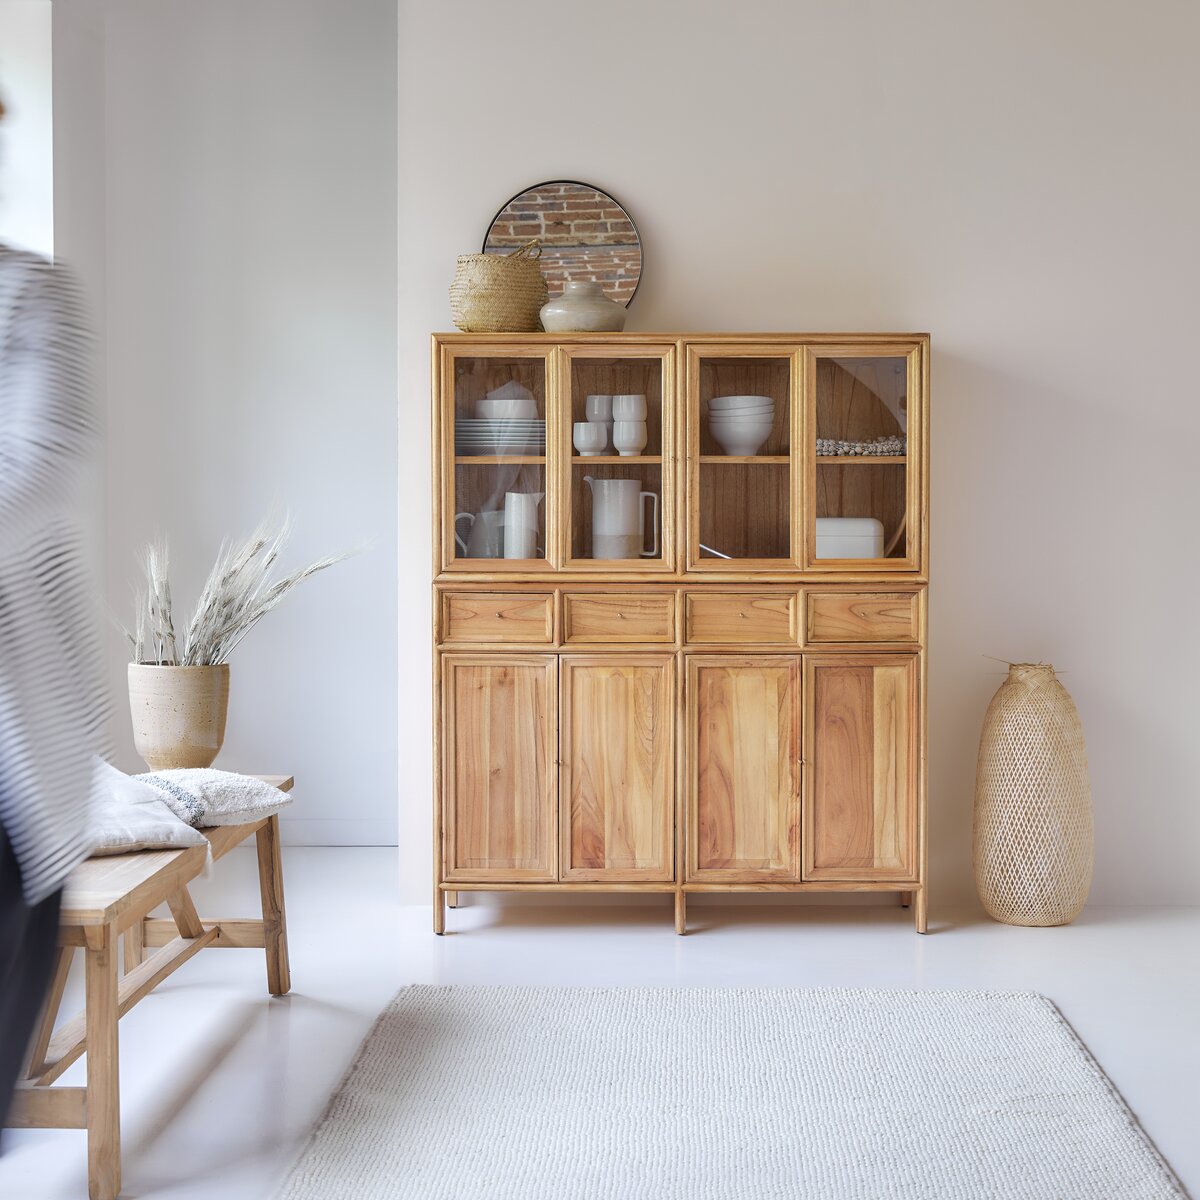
[128,663,230,770]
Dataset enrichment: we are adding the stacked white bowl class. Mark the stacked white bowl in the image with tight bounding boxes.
[708,394,775,456]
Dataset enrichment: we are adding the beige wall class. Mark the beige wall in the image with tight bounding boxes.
[399,0,1200,905]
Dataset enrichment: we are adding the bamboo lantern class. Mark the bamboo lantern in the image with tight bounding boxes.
[973,663,1093,926]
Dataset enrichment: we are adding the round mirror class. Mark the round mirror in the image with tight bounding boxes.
[483,180,642,307]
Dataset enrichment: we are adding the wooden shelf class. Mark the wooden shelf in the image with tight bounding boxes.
[699,455,790,465]
[572,455,663,465]
[455,456,546,465]
[817,455,907,465]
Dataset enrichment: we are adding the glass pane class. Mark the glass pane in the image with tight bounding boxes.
[571,463,662,562]
[814,356,908,561]
[452,356,547,562]
[696,356,791,561]
[568,355,663,459]
[454,463,546,561]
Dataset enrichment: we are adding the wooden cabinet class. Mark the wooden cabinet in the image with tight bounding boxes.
[687,657,801,882]
[442,656,556,882]
[432,333,929,934]
[804,656,918,881]
[560,656,674,881]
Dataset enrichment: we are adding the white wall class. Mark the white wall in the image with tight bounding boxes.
[399,0,1200,906]
[54,1,1199,905]
[55,0,399,845]
[0,0,53,256]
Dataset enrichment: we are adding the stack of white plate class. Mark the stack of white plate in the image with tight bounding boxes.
[456,419,546,456]
[708,394,775,456]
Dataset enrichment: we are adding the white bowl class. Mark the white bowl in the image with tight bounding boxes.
[485,381,535,403]
[475,397,538,419]
[710,409,774,422]
[708,394,774,411]
[711,425,773,456]
[709,414,775,429]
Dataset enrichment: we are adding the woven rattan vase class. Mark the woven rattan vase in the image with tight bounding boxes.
[449,238,548,333]
[973,663,1093,926]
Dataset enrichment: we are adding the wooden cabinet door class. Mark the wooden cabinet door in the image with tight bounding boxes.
[560,656,674,881]
[442,655,556,881]
[686,656,802,881]
[803,655,918,881]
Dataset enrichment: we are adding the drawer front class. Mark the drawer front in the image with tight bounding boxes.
[805,592,918,644]
[441,592,554,644]
[685,592,796,644]
[563,593,676,644]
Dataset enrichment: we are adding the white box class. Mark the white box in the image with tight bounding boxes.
[815,517,885,559]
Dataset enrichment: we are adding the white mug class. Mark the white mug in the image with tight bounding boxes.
[612,394,647,421]
[573,422,608,456]
[503,492,543,559]
[612,420,648,456]
[583,476,659,559]
[585,394,613,422]
[454,509,504,558]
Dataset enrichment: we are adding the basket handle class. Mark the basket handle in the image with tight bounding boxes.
[508,238,541,260]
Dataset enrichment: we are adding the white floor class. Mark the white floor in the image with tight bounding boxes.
[1,848,1196,1200]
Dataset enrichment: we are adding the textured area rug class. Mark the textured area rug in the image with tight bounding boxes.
[277,987,1185,1200]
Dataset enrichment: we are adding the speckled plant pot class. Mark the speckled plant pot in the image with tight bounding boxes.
[128,663,230,770]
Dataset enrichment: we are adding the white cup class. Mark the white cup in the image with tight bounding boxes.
[612,419,647,456]
[585,394,613,422]
[573,421,608,456]
[612,394,647,420]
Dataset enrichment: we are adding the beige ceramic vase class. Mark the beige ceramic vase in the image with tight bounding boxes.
[128,663,230,769]
[973,663,1093,926]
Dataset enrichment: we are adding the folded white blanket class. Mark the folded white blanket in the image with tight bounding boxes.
[135,769,293,828]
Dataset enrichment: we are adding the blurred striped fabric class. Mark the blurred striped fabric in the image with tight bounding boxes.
[0,244,105,904]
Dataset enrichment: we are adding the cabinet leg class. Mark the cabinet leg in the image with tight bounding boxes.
[899,891,913,909]
[674,890,686,936]
[914,888,928,934]
[446,890,459,909]
[434,884,445,935]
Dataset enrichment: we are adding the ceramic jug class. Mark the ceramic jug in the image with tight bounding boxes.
[503,491,543,559]
[540,281,627,333]
[583,476,659,559]
[454,509,505,558]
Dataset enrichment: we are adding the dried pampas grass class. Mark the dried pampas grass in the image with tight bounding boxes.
[122,515,348,666]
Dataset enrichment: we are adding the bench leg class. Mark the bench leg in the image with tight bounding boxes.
[123,921,144,974]
[85,924,120,1200]
[255,815,291,996]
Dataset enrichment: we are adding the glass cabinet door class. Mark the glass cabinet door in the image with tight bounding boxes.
[686,345,799,570]
[559,346,674,571]
[804,346,922,571]
[439,346,555,570]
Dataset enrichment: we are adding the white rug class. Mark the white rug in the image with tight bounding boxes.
[276,987,1185,1200]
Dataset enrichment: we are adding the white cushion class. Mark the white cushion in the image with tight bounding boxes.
[135,768,292,828]
[87,759,211,856]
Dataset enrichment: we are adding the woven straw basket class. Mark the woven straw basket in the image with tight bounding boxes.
[449,238,548,333]
[973,663,1093,926]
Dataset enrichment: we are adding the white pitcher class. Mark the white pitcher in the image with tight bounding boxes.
[454,509,504,558]
[582,476,659,559]
[503,491,543,559]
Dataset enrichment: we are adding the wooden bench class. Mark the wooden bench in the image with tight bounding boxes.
[5,775,293,1200]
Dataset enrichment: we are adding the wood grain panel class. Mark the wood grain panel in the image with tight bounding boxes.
[442,592,554,643]
[805,592,918,644]
[444,656,556,880]
[563,593,675,643]
[804,655,917,880]
[561,656,673,880]
[687,656,801,880]
[685,593,796,644]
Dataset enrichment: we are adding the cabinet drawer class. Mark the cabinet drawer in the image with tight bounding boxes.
[441,592,554,643]
[805,592,918,644]
[685,593,796,644]
[563,593,675,643]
